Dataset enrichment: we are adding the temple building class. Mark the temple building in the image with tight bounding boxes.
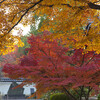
[0,77,36,99]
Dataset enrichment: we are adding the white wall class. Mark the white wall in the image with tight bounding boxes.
[0,82,36,95]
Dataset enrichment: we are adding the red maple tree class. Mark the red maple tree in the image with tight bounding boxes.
[3,32,100,100]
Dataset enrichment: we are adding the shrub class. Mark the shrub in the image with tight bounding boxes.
[40,90,62,100]
[50,93,71,100]
[98,94,100,100]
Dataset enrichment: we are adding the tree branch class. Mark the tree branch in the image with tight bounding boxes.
[88,2,100,10]
[39,2,100,10]
[93,0,100,4]
[62,86,77,100]
[85,53,95,65]
[8,0,43,33]
[39,3,72,8]
[86,87,92,100]
[10,10,26,22]
[79,86,84,100]
[79,54,85,67]
[0,0,6,4]
[74,89,81,97]
[85,23,91,36]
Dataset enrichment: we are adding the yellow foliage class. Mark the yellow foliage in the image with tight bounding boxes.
[0,35,24,55]
[38,1,100,54]
[0,0,100,53]
[1,0,100,98]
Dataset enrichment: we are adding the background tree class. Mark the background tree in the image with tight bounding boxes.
[0,33,30,78]
[0,46,21,77]
[3,32,100,100]
[17,15,46,55]
[18,35,30,55]
[29,14,46,35]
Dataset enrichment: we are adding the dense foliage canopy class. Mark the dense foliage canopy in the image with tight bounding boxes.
[0,0,100,54]
[1,1,100,100]
[3,32,100,100]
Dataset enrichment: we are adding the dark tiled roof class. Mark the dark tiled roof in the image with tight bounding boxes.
[0,77,26,82]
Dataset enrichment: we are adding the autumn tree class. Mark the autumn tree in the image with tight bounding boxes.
[1,0,100,99]
[3,32,100,100]
[0,0,100,54]
[0,46,23,77]
[0,32,32,77]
